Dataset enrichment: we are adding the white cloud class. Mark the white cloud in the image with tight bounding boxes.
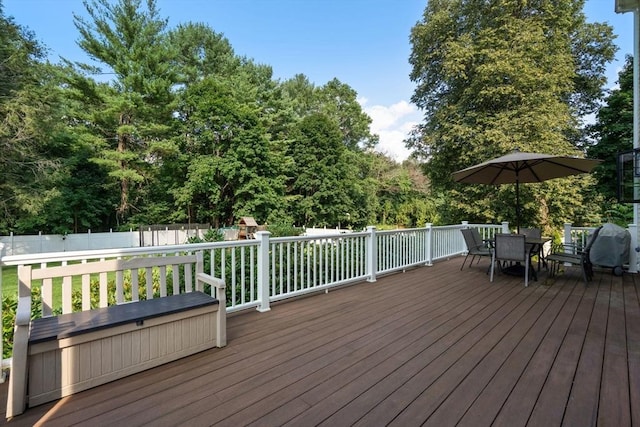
[360,99,421,162]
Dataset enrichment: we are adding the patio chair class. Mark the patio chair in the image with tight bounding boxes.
[460,228,492,270]
[546,226,602,285]
[490,233,532,287]
[470,228,492,249]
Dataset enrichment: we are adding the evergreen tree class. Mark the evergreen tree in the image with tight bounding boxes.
[69,0,176,225]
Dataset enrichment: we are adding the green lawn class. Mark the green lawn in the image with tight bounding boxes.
[2,266,18,298]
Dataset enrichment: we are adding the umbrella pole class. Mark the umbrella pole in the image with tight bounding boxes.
[516,178,520,234]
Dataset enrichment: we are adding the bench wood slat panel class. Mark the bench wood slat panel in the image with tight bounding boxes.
[29,255,198,280]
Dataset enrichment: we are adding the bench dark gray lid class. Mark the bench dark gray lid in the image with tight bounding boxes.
[29,291,218,344]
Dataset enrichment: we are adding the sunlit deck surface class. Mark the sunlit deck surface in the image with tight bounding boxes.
[3,258,640,426]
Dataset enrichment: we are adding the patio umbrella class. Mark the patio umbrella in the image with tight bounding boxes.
[452,150,601,232]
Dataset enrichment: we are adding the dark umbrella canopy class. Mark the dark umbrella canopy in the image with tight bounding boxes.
[452,151,601,231]
[452,151,601,184]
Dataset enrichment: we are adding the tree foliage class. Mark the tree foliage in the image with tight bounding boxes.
[71,0,176,223]
[0,0,617,235]
[587,56,634,201]
[586,55,634,225]
[0,0,433,235]
[408,0,615,230]
[0,5,66,232]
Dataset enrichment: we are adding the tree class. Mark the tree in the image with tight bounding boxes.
[316,78,378,151]
[278,75,378,150]
[288,113,354,226]
[0,4,64,233]
[175,74,287,227]
[16,136,118,233]
[362,154,438,227]
[1,0,434,234]
[408,0,616,230]
[168,22,239,85]
[587,55,634,202]
[70,0,176,225]
[126,22,241,227]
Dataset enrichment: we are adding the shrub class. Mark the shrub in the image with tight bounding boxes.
[2,294,17,360]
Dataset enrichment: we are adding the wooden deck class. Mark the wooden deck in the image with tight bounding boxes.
[3,258,639,426]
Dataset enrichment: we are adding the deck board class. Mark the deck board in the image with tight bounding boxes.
[356,286,536,427]
[626,278,640,427]
[3,258,639,427]
[598,274,631,427]
[455,277,577,426]
[527,277,596,426]
[398,287,551,426]
[295,278,526,426]
[425,273,574,426]
[492,278,585,427]
[562,274,609,426]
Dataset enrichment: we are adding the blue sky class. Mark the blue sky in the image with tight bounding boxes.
[3,0,636,160]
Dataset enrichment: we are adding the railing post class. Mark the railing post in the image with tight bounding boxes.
[256,231,271,312]
[460,221,469,253]
[628,223,638,273]
[366,226,377,282]
[501,222,510,233]
[563,223,572,248]
[425,223,433,266]
[562,223,574,268]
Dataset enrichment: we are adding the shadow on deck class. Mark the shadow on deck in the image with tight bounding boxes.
[3,258,639,426]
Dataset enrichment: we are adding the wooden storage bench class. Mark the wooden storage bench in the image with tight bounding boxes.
[6,252,226,418]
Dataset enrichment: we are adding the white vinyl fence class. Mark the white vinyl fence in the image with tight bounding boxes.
[0,227,209,257]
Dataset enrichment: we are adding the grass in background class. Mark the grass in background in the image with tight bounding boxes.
[2,266,17,298]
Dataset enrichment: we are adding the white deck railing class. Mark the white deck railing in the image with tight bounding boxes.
[0,223,504,316]
[2,221,635,366]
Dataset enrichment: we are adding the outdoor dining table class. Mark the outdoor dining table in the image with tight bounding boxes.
[526,236,552,271]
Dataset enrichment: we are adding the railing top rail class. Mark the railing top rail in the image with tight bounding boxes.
[377,227,424,235]
[272,231,368,243]
[0,239,258,267]
[0,223,512,267]
[376,224,481,235]
[570,226,598,232]
[429,224,466,231]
